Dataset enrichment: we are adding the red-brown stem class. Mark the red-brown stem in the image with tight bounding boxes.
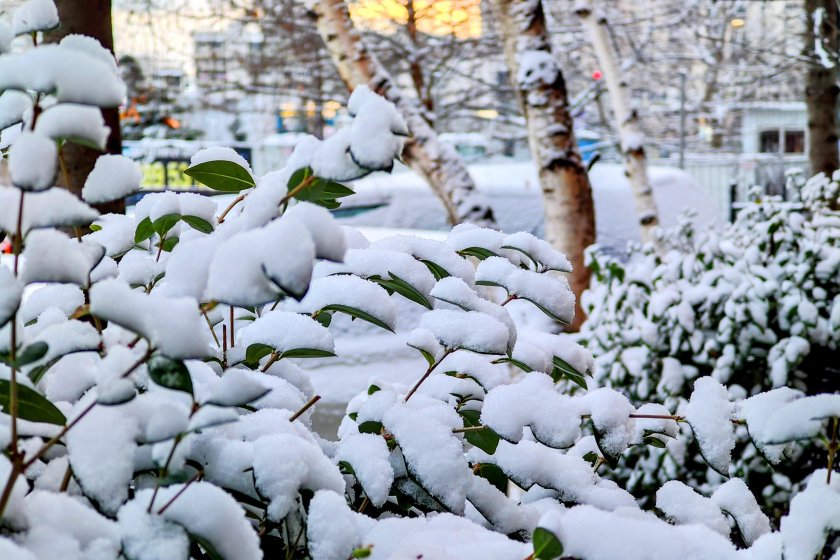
[405,349,454,401]
[501,294,518,306]
[229,306,235,347]
[203,311,220,347]
[827,417,838,484]
[217,194,245,224]
[289,395,321,422]
[156,469,203,515]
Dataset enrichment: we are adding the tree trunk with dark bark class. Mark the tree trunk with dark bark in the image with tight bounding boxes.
[311,0,496,227]
[491,0,596,331]
[45,0,124,215]
[804,0,840,178]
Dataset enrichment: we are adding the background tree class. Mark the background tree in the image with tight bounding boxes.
[491,0,596,330]
[311,0,497,227]
[576,0,659,242]
[804,0,839,178]
[45,0,124,214]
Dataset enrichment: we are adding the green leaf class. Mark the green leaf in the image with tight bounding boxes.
[313,311,332,328]
[532,527,564,560]
[409,344,436,367]
[457,247,497,260]
[159,236,179,252]
[185,160,255,192]
[280,348,336,359]
[190,534,225,560]
[644,435,667,448]
[420,259,451,281]
[582,451,599,466]
[89,224,102,232]
[15,342,48,367]
[492,356,533,373]
[153,214,181,238]
[552,357,587,389]
[181,215,214,234]
[358,420,383,435]
[321,304,394,332]
[351,546,373,558]
[500,245,539,269]
[287,166,313,190]
[474,462,508,493]
[134,217,154,243]
[372,273,432,309]
[0,380,66,425]
[245,343,274,365]
[295,178,355,203]
[147,355,193,395]
[459,409,499,454]
[367,384,381,395]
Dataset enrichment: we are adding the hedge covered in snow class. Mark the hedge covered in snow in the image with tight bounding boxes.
[0,2,838,559]
[581,173,840,520]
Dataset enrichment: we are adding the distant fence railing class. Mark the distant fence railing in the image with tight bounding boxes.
[649,154,809,223]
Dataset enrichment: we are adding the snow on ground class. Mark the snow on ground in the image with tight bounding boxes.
[339,161,720,255]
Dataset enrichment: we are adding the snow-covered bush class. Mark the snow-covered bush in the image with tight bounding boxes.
[581,173,840,516]
[1,3,838,559]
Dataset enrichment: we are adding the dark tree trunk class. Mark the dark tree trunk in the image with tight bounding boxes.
[804,0,840,178]
[45,0,124,214]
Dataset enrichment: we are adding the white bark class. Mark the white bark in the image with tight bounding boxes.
[491,0,596,331]
[576,0,659,241]
[311,0,496,227]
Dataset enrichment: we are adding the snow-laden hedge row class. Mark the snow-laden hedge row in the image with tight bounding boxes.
[581,171,840,519]
[0,3,838,559]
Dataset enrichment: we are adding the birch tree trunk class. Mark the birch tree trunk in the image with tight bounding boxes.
[804,0,840,178]
[45,0,124,216]
[311,0,496,227]
[490,0,596,330]
[576,1,659,241]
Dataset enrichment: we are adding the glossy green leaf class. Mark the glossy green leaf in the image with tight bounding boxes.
[181,215,214,234]
[371,273,432,309]
[160,236,179,252]
[15,341,48,367]
[185,160,255,192]
[475,462,508,493]
[459,409,499,454]
[492,356,533,373]
[134,217,154,243]
[552,356,588,389]
[0,380,66,425]
[280,348,336,359]
[420,259,451,281]
[148,355,193,395]
[457,247,497,260]
[321,304,394,332]
[287,166,313,190]
[532,527,564,560]
[245,343,274,365]
[153,214,181,238]
[409,344,436,367]
[358,420,383,435]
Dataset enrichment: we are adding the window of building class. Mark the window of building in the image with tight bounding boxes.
[759,129,780,153]
[784,129,805,153]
